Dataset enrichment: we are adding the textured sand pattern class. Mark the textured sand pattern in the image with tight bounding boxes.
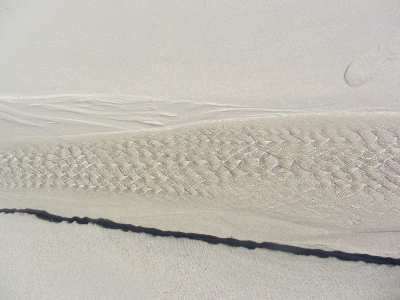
[1,113,399,207]
[0,95,295,137]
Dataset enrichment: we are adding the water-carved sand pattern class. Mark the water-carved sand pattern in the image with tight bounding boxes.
[0,113,399,204]
[0,95,295,137]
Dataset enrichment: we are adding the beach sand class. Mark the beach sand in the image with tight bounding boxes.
[1,1,399,298]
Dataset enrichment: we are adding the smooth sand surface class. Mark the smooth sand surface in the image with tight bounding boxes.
[1,1,400,109]
[1,213,399,300]
[1,1,400,298]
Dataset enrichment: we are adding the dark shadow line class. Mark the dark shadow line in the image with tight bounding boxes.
[1,208,399,266]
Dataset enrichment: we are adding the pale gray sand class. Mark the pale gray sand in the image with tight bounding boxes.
[0,213,399,300]
[0,95,398,138]
[344,36,400,87]
[1,1,400,298]
[1,1,399,109]
[1,113,399,256]
[0,95,298,137]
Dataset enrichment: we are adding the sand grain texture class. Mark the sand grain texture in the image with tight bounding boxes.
[1,0,400,298]
[1,113,399,256]
[1,213,399,300]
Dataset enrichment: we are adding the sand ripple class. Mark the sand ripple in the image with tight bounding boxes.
[1,113,399,201]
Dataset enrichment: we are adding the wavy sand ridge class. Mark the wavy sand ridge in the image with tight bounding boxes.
[0,112,399,207]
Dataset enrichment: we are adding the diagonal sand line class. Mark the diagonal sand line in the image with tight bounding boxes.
[0,208,399,266]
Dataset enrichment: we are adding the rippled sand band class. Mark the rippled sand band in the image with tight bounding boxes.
[1,112,399,202]
[1,112,399,254]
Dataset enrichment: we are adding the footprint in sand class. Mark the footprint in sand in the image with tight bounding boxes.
[344,37,400,87]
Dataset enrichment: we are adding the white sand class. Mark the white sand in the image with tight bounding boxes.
[1,1,400,298]
[1,1,399,109]
[1,113,400,257]
[1,213,399,300]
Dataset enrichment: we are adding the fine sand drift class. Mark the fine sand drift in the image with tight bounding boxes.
[1,112,399,256]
